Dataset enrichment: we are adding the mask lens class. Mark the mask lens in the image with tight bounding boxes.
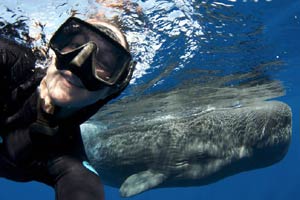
[50,17,132,85]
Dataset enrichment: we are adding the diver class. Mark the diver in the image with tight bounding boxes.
[0,17,135,200]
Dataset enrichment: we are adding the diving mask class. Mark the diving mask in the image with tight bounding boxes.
[49,17,135,91]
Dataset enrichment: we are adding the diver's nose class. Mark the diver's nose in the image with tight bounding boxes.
[70,42,97,68]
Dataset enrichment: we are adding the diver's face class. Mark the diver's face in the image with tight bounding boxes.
[44,55,111,108]
[44,20,128,108]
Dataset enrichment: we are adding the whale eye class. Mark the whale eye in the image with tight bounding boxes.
[189,151,215,164]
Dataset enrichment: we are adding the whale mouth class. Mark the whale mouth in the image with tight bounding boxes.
[250,101,291,154]
[248,102,292,167]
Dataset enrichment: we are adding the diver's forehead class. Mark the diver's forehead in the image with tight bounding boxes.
[86,18,127,49]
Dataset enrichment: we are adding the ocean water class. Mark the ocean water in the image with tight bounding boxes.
[0,0,299,199]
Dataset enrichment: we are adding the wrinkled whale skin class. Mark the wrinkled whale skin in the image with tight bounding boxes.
[81,101,291,197]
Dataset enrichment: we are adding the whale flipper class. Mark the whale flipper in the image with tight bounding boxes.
[120,170,167,197]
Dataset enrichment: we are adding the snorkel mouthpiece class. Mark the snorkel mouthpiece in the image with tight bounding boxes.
[70,42,97,68]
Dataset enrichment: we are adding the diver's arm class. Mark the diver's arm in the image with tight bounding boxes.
[0,39,18,67]
[10,68,46,111]
[0,37,35,69]
[48,155,104,200]
[0,37,45,117]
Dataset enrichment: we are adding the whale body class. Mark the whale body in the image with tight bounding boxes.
[81,101,291,197]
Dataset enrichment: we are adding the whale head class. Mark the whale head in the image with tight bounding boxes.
[173,101,292,186]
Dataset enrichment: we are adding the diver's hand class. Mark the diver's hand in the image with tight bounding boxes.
[3,91,40,165]
[4,90,59,164]
[11,67,45,100]
[5,89,59,137]
[9,67,46,112]
[5,91,40,131]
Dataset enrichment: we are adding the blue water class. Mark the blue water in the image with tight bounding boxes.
[0,0,299,199]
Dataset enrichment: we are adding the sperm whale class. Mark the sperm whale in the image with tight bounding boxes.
[81,100,291,197]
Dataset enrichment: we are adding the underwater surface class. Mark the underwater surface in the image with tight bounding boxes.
[0,0,299,199]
